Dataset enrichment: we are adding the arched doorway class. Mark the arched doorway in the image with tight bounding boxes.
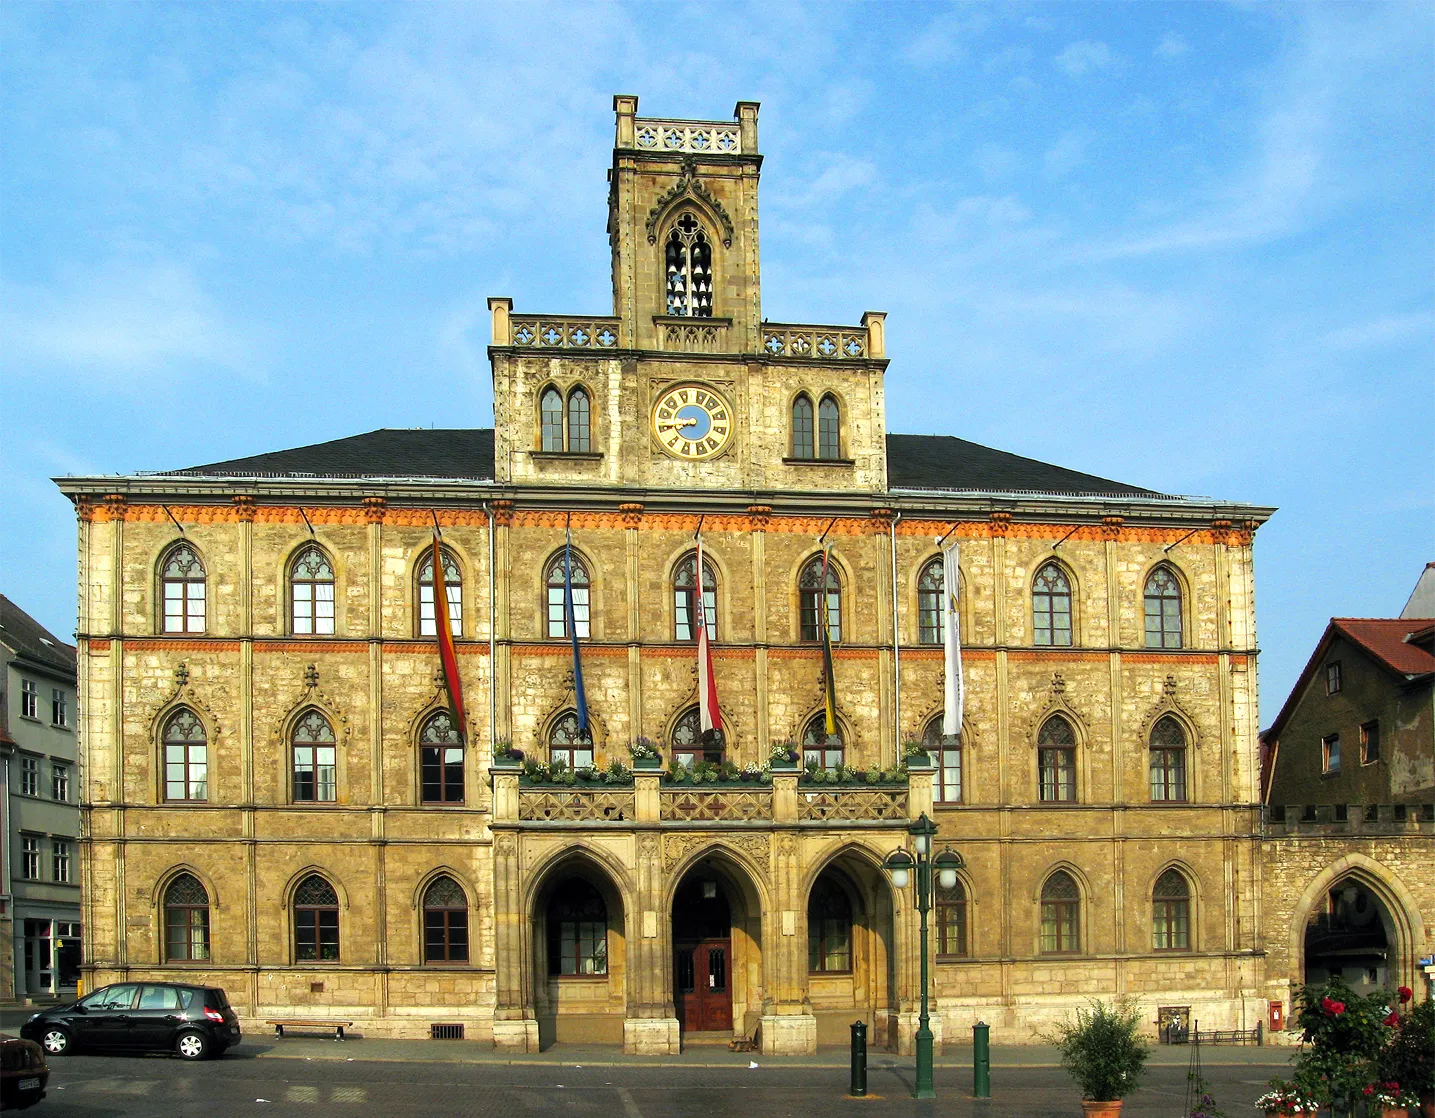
[805,848,897,1048]
[670,854,764,1042]
[532,859,627,1049]
[1304,877,1394,994]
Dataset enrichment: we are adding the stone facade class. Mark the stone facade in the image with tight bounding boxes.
[58,96,1429,1053]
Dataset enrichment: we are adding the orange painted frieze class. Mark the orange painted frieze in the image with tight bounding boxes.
[123,639,243,653]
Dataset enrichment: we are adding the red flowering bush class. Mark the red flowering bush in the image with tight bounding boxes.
[1397,986,1413,1004]
[1381,996,1435,1098]
[1292,977,1399,1105]
[1321,996,1346,1016]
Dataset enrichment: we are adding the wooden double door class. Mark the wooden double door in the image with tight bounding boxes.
[674,938,732,1032]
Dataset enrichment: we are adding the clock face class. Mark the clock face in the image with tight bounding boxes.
[651,384,734,460]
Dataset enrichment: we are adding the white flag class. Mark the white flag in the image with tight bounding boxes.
[942,541,964,739]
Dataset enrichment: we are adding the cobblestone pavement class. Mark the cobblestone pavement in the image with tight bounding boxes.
[23,1043,1295,1117]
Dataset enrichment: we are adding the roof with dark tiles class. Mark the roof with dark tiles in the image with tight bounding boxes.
[169,428,1163,498]
[1,593,77,678]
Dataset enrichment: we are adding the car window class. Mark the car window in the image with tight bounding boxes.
[81,984,138,1010]
[179,988,197,1010]
[138,986,183,1010]
[207,988,229,1009]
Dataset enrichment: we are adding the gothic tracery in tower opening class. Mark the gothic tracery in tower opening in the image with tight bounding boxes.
[665,213,714,317]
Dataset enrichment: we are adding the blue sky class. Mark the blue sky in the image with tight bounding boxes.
[2,1,1431,720]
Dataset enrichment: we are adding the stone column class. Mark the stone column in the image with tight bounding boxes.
[761,794,816,1055]
[623,830,679,1054]
[490,814,537,1052]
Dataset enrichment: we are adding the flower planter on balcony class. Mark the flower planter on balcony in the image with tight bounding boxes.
[632,755,663,771]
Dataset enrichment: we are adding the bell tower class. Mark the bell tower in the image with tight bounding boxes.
[608,95,763,353]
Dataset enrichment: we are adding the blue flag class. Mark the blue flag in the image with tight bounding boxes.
[564,528,590,734]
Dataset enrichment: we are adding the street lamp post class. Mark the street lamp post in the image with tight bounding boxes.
[883,813,963,1100]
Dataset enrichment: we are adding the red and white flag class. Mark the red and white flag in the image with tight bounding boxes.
[695,534,722,735]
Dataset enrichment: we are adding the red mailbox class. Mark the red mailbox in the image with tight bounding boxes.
[1268,1000,1285,1031]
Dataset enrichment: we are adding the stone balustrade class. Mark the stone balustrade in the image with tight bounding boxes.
[508,315,622,351]
[492,765,932,831]
[761,317,884,362]
[1263,803,1435,836]
[633,118,743,155]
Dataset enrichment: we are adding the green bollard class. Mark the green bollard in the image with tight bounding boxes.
[973,1020,990,1098]
[849,1020,867,1097]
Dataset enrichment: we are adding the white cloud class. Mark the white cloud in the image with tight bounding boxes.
[1319,311,1434,351]
[1055,40,1116,78]
[973,143,1020,182]
[1155,34,1189,59]
[1043,128,1093,178]
[1,258,250,379]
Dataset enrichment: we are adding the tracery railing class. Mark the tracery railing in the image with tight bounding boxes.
[798,787,909,822]
[519,789,635,822]
[634,119,742,156]
[655,318,730,353]
[510,316,622,351]
[660,788,773,823]
[761,323,868,360]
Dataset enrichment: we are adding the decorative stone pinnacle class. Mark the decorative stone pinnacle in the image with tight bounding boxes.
[1163,674,1178,696]
[305,663,320,689]
[175,662,189,687]
[1052,671,1066,695]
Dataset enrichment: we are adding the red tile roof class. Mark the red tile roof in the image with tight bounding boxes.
[1331,618,1435,678]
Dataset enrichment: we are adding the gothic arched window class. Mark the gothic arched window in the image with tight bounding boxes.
[665,214,713,317]
[290,546,335,636]
[567,387,592,453]
[163,707,208,803]
[808,877,853,973]
[545,552,590,639]
[293,874,340,961]
[1033,563,1072,647]
[160,544,206,634]
[1149,716,1188,802]
[1037,715,1076,803]
[802,713,844,770]
[798,554,841,643]
[291,710,337,803]
[164,873,210,962]
[791,394,815,459]
[1152,869,1191,951]
[918,557,945,645]
[671,706,722,768]
[1040,871,1080,954]
[1144,566,1183,649]
[419,710,464,804]
[547,878,608,975]
[817,394,841,460]
[549,710,593,772]
[923,714,962,804]
[417,548,462,638]
[423,876,469,963]
[540,387,564,452]
[673,552,717,641]
[936,879,968,958]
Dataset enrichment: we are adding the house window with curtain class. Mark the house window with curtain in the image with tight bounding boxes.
[808,877,853,973]
[673,552,717,641]
[163,708,208,802]
[1144,566,1183,649]
[1149,716,1188,802]
[791,394,815,458]
[417,548,462,638]
[1152,869,1191,951]
[290,546,335,635]
[291,710,337,802]
[1040,871,1081,954]
[164,873,211,962]
[798,554,841,642]
[549,711,593,771]
[1038,715,1076,802]
[419,710,464,804]
[160,543,206,634]
[423,876,469,963]
[293,875,340,961]
[545,552,590,639]
[1033,563,1072,646]
[935,881,968,958]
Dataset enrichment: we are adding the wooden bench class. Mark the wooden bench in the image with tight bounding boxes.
[267,1019,354,1041]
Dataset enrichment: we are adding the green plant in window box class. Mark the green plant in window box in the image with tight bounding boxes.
[628,737,662,768]
[600,759,632,785]
[901,738,933,767]
[768,741,800,768]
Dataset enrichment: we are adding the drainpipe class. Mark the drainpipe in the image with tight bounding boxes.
[890,510,902,760]
[484,502,498,759]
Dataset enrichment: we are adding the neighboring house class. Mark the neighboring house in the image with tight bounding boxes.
[1402,562,1435,619]
[0,594,82,999]
[1259,578,1434,1003]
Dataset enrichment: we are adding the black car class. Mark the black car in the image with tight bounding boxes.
[20,982,241,1060]
[1,1035,49,1109]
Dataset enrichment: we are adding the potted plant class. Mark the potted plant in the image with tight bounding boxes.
[1291,977,1398,1111]
[1253,1079,1318,1117]
[900,738,933,767]
[739,762,760,783]
[768,741,799,769]
[492,741,523,767]
[628,738,662,769]
[1382,991,1434,1118]
[1364,1081,1419,1118]
[1051,1000,1149,1116]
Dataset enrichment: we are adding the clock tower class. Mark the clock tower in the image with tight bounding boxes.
[488,96,890,494]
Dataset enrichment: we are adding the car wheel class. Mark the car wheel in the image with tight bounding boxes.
[175,1030,209,1060]
[40,1027,72,1056]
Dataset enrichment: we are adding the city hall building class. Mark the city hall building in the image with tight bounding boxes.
[57,98,1429,1053]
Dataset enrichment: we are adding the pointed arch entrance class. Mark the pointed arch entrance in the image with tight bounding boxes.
[669,850,764,1041]
[1304,877,1394,994]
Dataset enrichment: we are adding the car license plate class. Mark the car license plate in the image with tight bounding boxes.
[18,1077,39,1090]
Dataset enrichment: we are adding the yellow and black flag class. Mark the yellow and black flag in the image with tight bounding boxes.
[819,545,838,738]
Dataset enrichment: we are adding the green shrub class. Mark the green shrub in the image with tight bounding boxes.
[1382,995,1434,1095]
[1051,1000,1149,1101]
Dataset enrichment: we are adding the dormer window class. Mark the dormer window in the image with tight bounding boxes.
[665,213,713,317]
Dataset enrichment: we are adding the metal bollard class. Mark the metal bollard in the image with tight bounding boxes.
[973,1020,990,1098]
[849,1020,868,1097]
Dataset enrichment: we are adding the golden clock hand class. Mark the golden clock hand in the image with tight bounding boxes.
[659,416,700,431]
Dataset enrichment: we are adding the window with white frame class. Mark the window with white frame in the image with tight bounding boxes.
[21,837,40,880]
[52,841,71,884]
[21,679,38,719]
[20,756,40,796]
[52,765,70,802]
[51,689,68,727]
